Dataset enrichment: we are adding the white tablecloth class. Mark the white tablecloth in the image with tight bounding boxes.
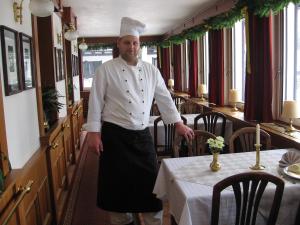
[148,114,233,145]
[153,149,300,225]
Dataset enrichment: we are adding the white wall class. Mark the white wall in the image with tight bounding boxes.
[0,0,40,168]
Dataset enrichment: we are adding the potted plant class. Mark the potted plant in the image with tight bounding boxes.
[42,87,64,129]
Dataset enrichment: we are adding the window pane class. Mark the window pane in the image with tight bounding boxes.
[204,32,209,88]
[232,19,246,101]
[140,46,157,66]
[82,48,113,89]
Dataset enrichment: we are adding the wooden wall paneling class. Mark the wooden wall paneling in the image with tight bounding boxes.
[47,130,68,224]
[0,148,53,225]
[16,147,52,225]
[81,90,89,118]
[32,15,46,137]
[64,40,74,105]
[36,16,59,126]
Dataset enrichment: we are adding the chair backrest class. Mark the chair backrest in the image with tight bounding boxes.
[211,172,285,225]
[154,115,187,158]
[187,130,216,156]
[229,127,271,153]
[181,101,202,114]
[194,111,227,137]
[295,201,300,225]
[150,99,160,116]
[172,95,187,113]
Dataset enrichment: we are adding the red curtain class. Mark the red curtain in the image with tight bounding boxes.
[208,30,224,106]
[160,47,170,84]
[244,12,273,122]
[113,45,119,58]
[188,40,198,97]
[173,44,182,91]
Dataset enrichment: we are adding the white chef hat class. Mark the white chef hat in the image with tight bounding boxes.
[120,17,146,38]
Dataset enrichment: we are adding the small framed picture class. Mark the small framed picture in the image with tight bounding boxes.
[55,48,60,81]
[19,33,35,89]
[0,26,22,95]
[60,50,65,80]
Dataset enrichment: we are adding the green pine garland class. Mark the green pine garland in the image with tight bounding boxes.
[85,0,299,50]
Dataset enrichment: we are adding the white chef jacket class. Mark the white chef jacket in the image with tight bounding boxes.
[84,56,181,132]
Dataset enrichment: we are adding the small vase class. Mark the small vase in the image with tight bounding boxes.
[210,152,221,172]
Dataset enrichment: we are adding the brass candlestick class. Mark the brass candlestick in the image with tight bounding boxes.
[232,102,238,112]
[250,144,265,170]
[199,94,205,101]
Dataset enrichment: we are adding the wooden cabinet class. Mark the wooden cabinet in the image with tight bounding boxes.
[41,121,69,225]
[0,149,53,225]
[68,100,83,151]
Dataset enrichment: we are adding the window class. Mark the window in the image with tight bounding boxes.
[203,32,210,88]
[283,3,300,101]
[82,48,113,89]
[140,46,157,66]
[232,19,246,101]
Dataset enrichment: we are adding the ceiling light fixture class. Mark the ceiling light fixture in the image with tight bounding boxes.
[13,0,24,24]
[29,0,54,17]
[64,23,78,41]
[78,38,88,51]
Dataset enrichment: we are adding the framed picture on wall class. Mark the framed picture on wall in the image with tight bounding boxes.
[55,48,60,81]
[19,33,35,90]
[0,26,22,95]
[60,50,65,80]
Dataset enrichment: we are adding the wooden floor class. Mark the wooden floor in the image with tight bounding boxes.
[64,134,171,225]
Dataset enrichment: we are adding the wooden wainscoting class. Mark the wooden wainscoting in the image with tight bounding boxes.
[0,147,53,225]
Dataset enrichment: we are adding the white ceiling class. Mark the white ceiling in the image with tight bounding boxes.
[63,0,220,37]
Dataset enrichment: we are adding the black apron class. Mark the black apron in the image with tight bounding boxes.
[97,122,163,212]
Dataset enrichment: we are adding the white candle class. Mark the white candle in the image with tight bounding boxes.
[256,124,260,145]
[168,79,174,87]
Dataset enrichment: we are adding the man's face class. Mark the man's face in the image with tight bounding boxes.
[117,35,140,62]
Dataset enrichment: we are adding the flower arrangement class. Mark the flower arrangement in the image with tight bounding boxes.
[207,136,225,153]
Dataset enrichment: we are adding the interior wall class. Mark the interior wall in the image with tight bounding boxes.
[0,0,40,168]
[53,13,68,118]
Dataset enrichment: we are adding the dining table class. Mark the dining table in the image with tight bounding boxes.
[148,113,233,145]
[153,149,300,225]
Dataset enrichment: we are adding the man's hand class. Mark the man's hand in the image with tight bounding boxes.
[87,132,103,155]
[175,122,194,142]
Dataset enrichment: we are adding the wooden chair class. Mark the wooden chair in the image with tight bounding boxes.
[187,130,216,156]
[211,172,284,225]
[194,111,227,137]
[154,115,187,159]
[171,95,187,113]
[229,127,271,153]
[181,101,202,114]
[295,201,300,225]
[150,99,160,116]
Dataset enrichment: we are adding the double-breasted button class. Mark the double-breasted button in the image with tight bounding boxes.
[141,89,144,92]
[142,123,144,126]
[140,78,143,81]
[126,90,129,93]
[122,69,125,72]
[129,100,132,103]
[142,100,145,103]
[142,112,145,114]
[129,112,132,115]
[125,79,128,82]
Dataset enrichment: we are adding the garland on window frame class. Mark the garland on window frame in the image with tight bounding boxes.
[84,0,300,50]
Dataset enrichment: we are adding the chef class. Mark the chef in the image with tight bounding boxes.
[85,17,194,225]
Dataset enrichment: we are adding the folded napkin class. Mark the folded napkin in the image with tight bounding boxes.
[279,151,300,168]
[288,163,300,175]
